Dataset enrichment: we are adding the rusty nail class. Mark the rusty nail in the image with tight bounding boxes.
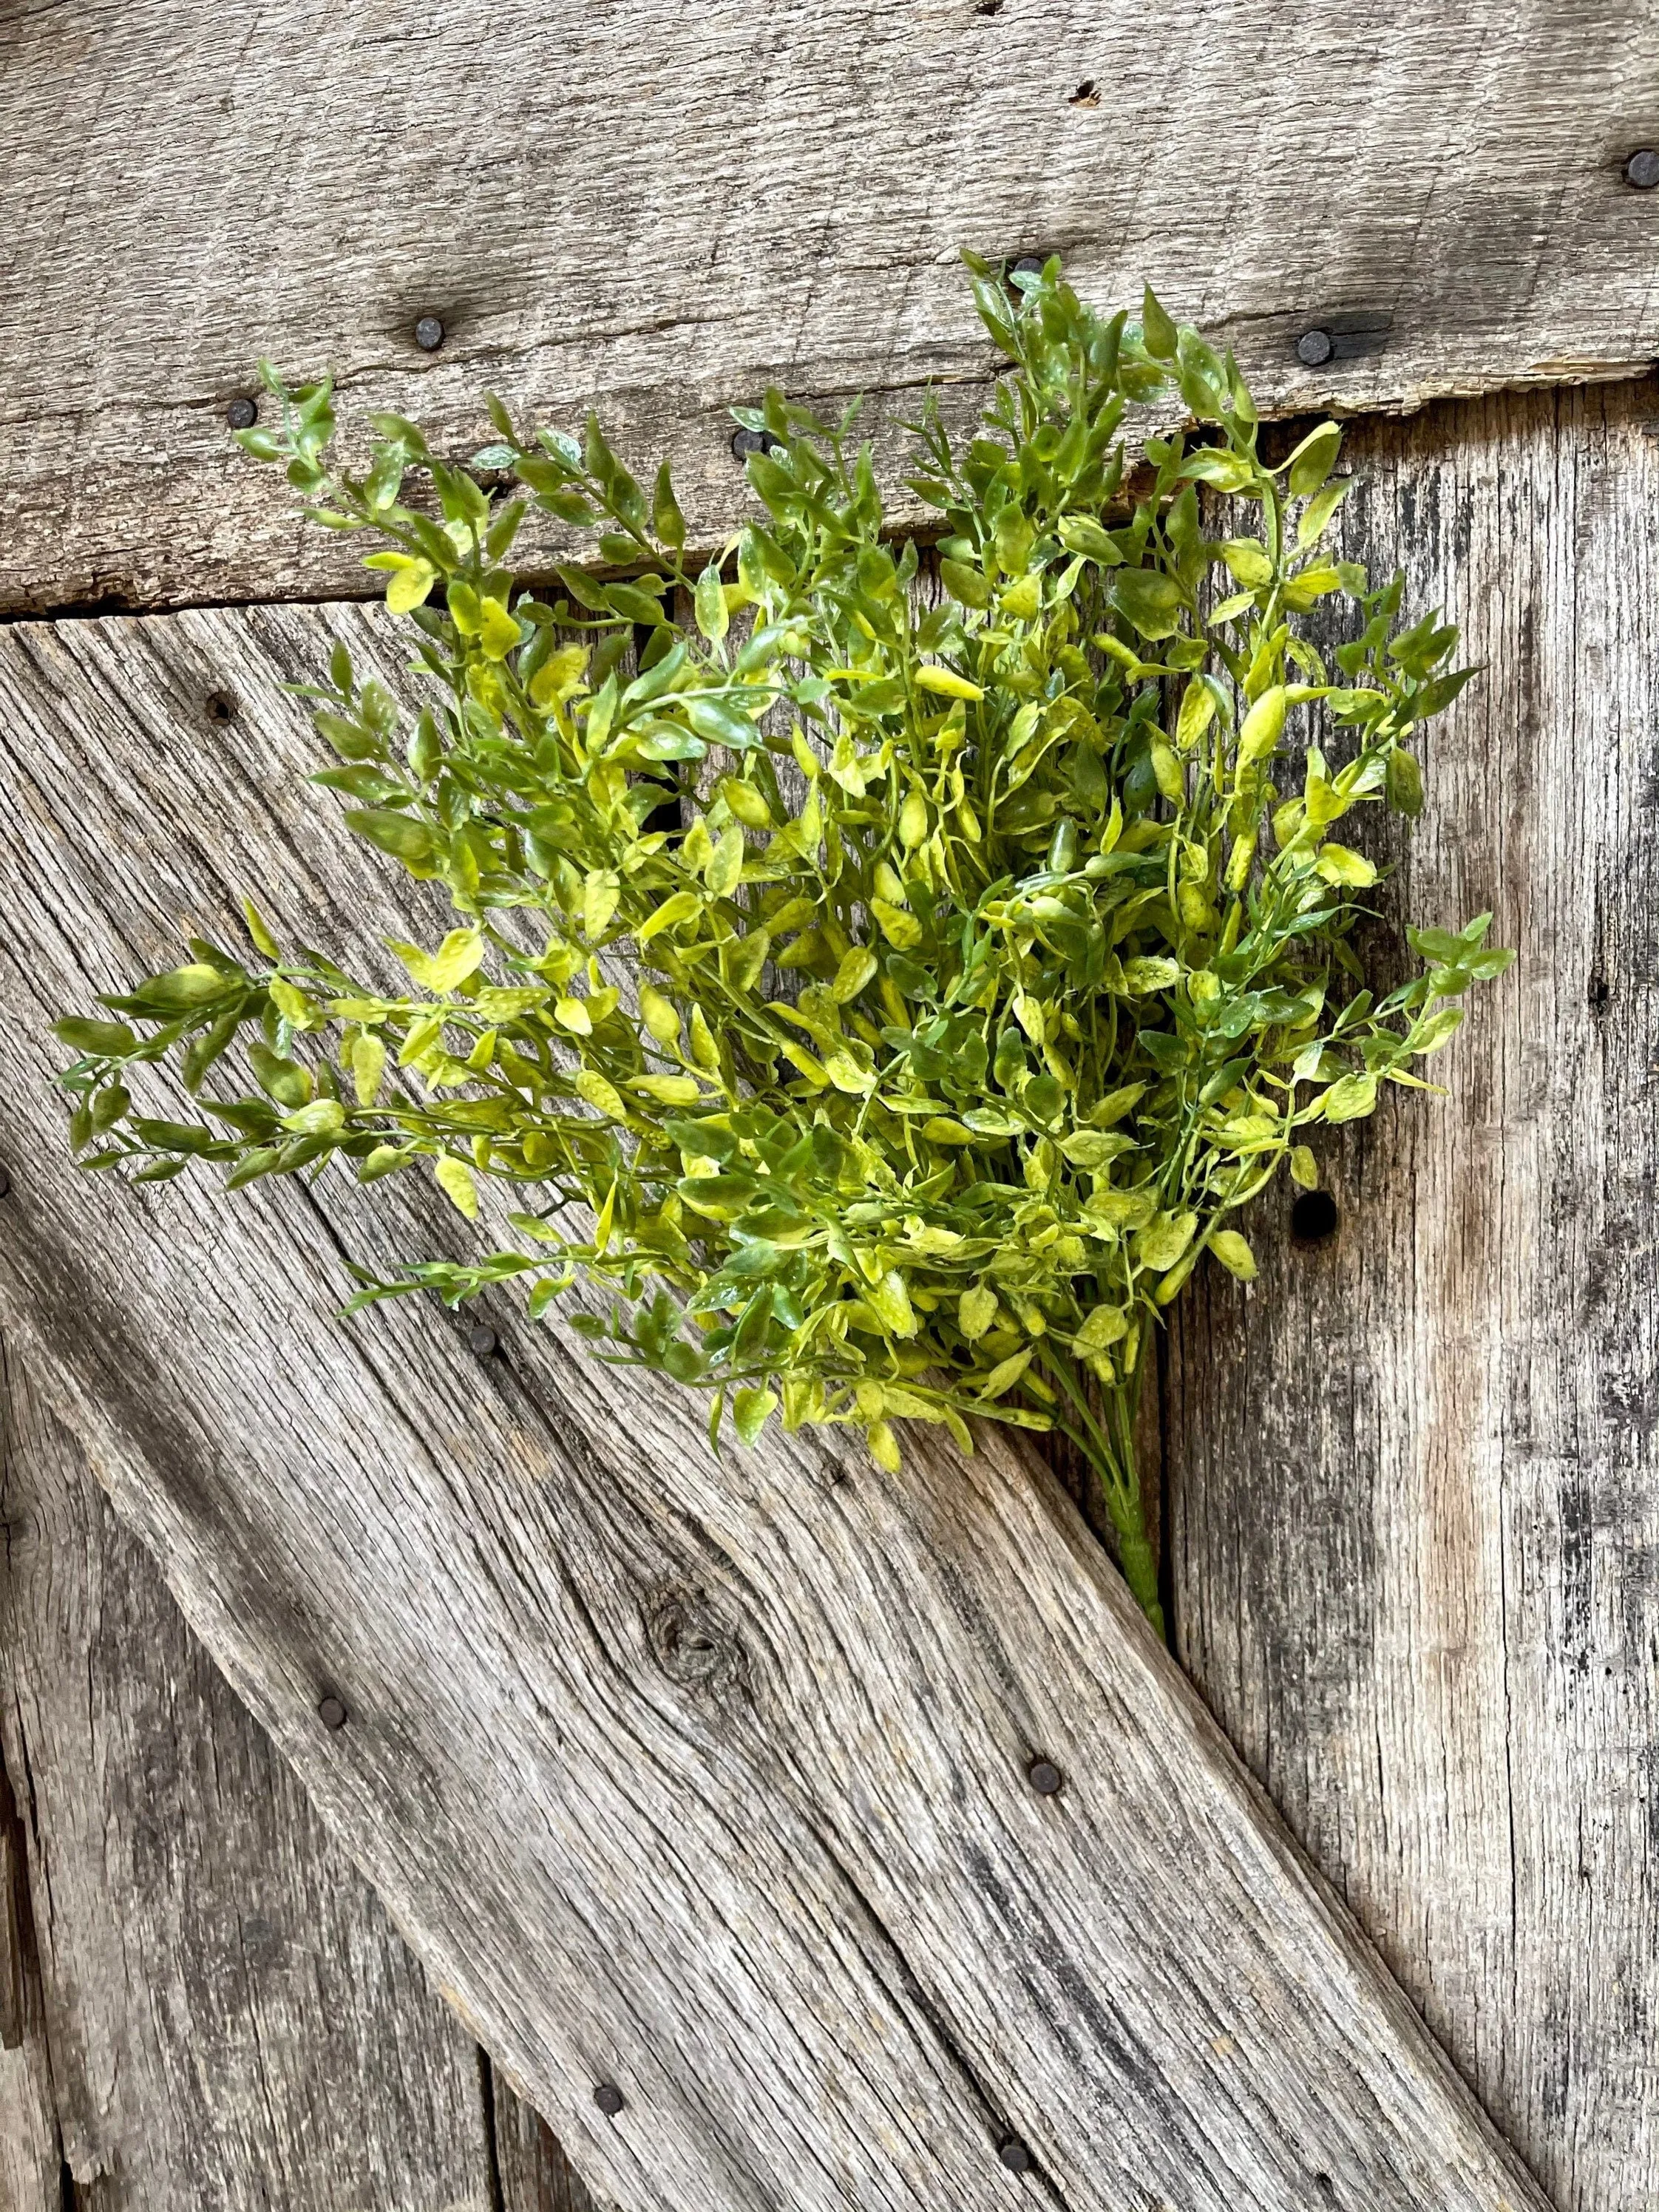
[226,396,257,430]
[1027,1757,1064,1797]
[1296,327,1334,367]
[468,1323,499,1360]
[318,1695,347,1731]
[1625,149,1659,189]
[593,2082,625,2117]
[997,2136,1035,2173]
[414,313,446,352]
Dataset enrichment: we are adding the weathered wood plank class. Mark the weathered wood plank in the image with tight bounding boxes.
[490,2056,603,2212]
[0,1746,60,2212]
[0,604,1546,2210]
[0,1339,513,2208]
[4,0,1658,611]
[1167,377,1659,2212]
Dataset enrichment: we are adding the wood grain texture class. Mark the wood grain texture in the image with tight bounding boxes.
[0,1745,60,2212]
[1167,378,1659,2212]
[0,604,1546,2211]
[490,2056,603,2212]
[4,0,1659,612]
[0,1339,515,2210]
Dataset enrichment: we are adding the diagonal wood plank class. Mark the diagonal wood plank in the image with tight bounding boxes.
[0,603,1547,2211]
[0,1335,600,2211]
[4,0,1658,611]
[1167,379,1659,2212]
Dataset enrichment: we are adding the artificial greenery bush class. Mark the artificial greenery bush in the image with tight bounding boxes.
[54,255,1509,1630]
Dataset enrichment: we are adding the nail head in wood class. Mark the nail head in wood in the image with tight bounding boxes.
[593,2081,625,2117]
[1624,149,1659,190]
[1027,1757,1064,1797]
[730,425,781,461]
[225,396,257,430]
[414,313,445,352]
[317,1695,347,1731]
[1009,254,1045,282]
[1296,327,1335,367]
[997,2135,1034,2173]
[467,1323,499,1360]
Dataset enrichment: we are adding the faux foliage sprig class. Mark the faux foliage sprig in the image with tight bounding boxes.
[53,255,1510,1632]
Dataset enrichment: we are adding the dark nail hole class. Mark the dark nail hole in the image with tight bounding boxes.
[1026,1757,1064,1797]
[593,2082,625,2117]
[1291,1190,1340,1246]
[1067,78,1099,106]
[730,425,784,461]
[1588,973,1612,1009]
[0,1165,12,1200]
[997,2136,1035,2173]
[1625,149,1659,189]
[203,689,240,725]
[1296,327,1335,367]
[414,313,446,352]
[317,1694,347,1731]
[974,0,1004,13]
[1314,2179,1337,2205]
[225,396,257,431]
[468,1323,500,1359]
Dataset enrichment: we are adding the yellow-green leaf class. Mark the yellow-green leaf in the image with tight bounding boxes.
[435,1155,478,1218]
[1208,1229,1257,1281]
[870,898,923,949]
[1314,844,1377,888]
[393,929,485,992]
[1238,685,1288,765]
[915,666,983,701]
[574,1068,628,1121]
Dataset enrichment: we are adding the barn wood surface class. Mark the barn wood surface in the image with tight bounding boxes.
[0,607,1547,2212]
[1168,379,1659,2212]
[4,0,1658,613]
[0,1339,598,2212]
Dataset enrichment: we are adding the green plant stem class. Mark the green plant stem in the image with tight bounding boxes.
[1039,1345,1165,1640]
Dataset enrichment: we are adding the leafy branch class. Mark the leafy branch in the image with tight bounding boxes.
[53,253,1510,1634]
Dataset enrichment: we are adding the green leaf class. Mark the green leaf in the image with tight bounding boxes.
[54,1017,137,1056]
[1112,571,1185,641]
[343,809,437,866]
[733,1385,777,1446]
[1286,421,1343,499]
[1208,1229,1257,1281]
[435,1155,478,1218]
[1141,285,1178,360]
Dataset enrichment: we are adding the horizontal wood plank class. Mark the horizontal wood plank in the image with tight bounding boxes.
[0,603,1546,2210]
[4,0,1658,611]
[0,1340,515,2210]
[1167,378,1659,2212]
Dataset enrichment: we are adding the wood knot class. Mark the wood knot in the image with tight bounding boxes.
[642,1584,751,1706]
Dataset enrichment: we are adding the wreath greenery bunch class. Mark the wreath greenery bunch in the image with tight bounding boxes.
[53,254,1509,1630]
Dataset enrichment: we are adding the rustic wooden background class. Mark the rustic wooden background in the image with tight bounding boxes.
[3,4,1658,2208]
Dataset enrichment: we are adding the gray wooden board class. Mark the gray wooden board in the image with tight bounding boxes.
[491,2056,603,2212]
[4,0,1659,612]
[0,1336,530,2210]
[0,612,1548,2210]
[1167,377,1659,2212]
